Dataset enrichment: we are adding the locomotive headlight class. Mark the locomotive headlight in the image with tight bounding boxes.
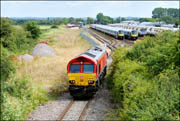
[88,80,94,84]
[69,80,75,84]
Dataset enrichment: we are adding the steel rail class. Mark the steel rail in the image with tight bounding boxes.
[57,100,74,121]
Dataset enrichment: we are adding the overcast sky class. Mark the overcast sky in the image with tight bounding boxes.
[1,1,179,18]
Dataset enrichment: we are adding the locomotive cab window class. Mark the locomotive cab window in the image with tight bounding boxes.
[119,31,124,34]
[132,31,137,34]
[83,64,94,73]
[70,64,81,73]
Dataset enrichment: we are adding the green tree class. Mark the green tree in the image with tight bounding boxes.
[96,13,104,24]
[160,16,173,24]
[62,18,68,25]
[121,17,126,21]
[167,8,179,18]
[87,17,94,24]
[174,18,180,27]
[75,18,84,23]
[152,7,166,18]
[115,17,121,23]
[102,16,113,24]
[68,17,75,23]
[0,18,13,38]
[23,21,41,39]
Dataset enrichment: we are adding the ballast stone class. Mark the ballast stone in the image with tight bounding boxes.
[32,43,56,57]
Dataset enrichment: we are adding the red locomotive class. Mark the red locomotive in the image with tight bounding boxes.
[67,46,108,98]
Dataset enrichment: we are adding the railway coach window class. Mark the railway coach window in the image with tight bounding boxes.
[70,64,81,73]
[83,64,94,73]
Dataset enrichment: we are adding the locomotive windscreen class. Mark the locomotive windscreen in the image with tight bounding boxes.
[83,64,94,73]
[132,31,137,34]
[70,64,81,73]
[119,31,124,34]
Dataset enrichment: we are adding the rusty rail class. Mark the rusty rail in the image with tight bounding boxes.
[78,100,92,121]
[57,100,74,121]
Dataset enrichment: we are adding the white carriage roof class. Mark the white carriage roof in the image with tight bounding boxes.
[81,46,106,60]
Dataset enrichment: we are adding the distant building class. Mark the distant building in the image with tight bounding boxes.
[66,22,84,28]
[121,21,140,25]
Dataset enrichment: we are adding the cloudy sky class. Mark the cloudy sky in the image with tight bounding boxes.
[1,1,179,18]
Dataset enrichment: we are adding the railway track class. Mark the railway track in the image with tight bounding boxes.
[88,28,135,47]
[58,99,92,121]
[87,28,119,56]
[56,28,136,121]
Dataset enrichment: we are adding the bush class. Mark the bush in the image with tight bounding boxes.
[51,25,58,29]
[0,18,13,38]
[1,77,48,120]
[1,46,15,81]
[1,18,39,53]
[125,31,180,75]
[1,18,46,120]
[24,21,41,39]
[107,31,180,120]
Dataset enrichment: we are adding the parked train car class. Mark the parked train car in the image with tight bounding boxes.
[90,24,125,39]
[123,29,138,40]
[67,46,108,98]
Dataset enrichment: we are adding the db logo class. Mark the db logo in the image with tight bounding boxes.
[80,76,84,79]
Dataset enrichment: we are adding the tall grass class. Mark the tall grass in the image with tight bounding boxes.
[17,27,92,93]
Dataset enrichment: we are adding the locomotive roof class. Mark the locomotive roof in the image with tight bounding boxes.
[81,46,106,60]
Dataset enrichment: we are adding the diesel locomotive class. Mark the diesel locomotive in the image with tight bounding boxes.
[67,46,108,98]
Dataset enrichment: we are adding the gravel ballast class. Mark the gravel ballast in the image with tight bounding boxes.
[26,93,72,120]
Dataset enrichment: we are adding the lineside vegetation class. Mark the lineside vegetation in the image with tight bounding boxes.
[1,18,91,120]
[0,18,49,120]
[106,30,180,120]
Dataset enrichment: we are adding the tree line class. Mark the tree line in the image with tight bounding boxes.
[6,7,180,26]
[152,7,179,25]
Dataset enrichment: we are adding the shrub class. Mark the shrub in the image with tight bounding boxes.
[0,18,13,38]
[0,46,15,81]
[23,21,41,39]
[51,25,58,29]
[107,31,180,120]
[1,18,39,53]
[1,77,48,120]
